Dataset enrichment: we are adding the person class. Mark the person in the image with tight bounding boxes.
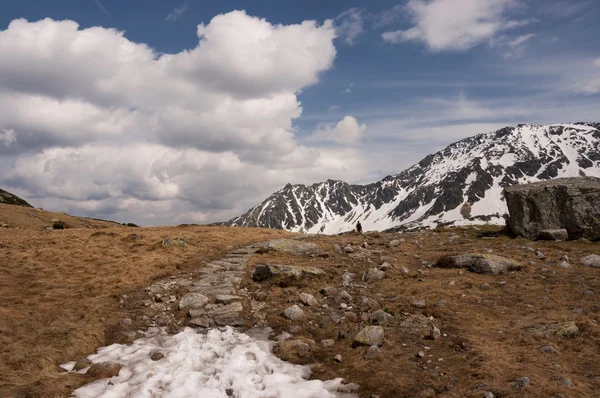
[356,221,363,234]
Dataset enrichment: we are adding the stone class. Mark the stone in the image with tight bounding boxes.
[412,299,427,309]
[321,286,339,297]
[504,177,600,241]
[511,376,531,389]
[333,244,343,254]
[535,249,545,259]
[283,305,305,321]
[252,264,328,282]
[353,326,385,347]
[336,290,353,304]
[334,354,342,362]
[370,309,394,325]
[581,254,600,268]
[73,358,92,371]
[554,377,574,387]
[189,317,210,328]
[389,239,401,247]
[429,325,441,340]
[538,229,569,241]
[524,321,580,338]
[436,253,522,275]
[556,261,573,269]
[379,262,393,271]
[480,283,490,291]
[298,293,318,306]
[214,295,243,304]
[400,266,410,274]
[337,383,360,393]
[321,339,335,347]
[150,352,164,361]
[276,340,312,359]
[119,317,132,327]
[87,362,122,378]
[482,392,496,398]
[363,268,386,281]
[260,239,320,256]
[341,271,355,286]
[364,345,381,359]
[359,297,381,311]
[361,241,369,248]
[417,351,425,358]
[344,245,355,253]
[179,293,209,311]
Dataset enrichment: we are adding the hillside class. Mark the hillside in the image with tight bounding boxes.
[226,123,600,234]
[0,188,32,208]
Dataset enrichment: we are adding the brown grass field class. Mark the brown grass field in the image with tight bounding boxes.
[0,203,291,397]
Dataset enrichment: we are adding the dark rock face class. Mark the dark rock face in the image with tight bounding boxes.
[0,188,32,207]
[504,177,600,241]
[226,123,600,233]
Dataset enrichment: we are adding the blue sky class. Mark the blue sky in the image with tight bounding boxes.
[0,0,599,225]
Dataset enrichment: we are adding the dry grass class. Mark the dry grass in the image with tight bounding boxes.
[246,227,600,398]
[0,207,291,397]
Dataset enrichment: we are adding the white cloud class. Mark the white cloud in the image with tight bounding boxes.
[343,82,354,93]
[507,33,535,47]
[0,12,345,224]
[93,0,111,17]
[328,105,341,112]
[382,0,523,51]
[166,3,189,21]
[335,8,364,45]
[309,116,367,145]
[0,128,16,146]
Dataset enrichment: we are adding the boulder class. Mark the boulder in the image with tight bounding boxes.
[252,264,328,282]
[436,253,522,275]
[370,310,394,325]
[363,268,386,281]
[298,293,318,306]
[580,254,600,268]
[523,321,580,338]
[353,326,385,347]
[504,177,600,241]
[178,293,209,310]
[283,305,306,321]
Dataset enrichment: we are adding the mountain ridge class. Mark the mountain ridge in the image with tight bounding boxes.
[226,122,600,234]
[0,188,33,208]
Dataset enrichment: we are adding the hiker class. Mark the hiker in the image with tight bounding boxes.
[356,221,363,234]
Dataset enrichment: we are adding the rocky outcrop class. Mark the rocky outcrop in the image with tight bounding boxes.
[436,253,523,275]
[505,177,600,241]
[0,188,32,207]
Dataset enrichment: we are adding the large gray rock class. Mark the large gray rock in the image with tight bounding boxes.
[178,293,209,310]
[504,177,600,241]
[436,253,522,275]
[353,326,385,347]
[580,254,600,268]
[252,264,328,282]
[538,229,568,241]
[259,239,320,256]
[283,305,306,321]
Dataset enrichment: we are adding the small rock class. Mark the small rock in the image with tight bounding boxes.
[556,260,573,269]
[363,268,386,281]
[480,283,490,291]
[448,280,456,286]
[189,317,210,328]
[429,325,441,340]
[370,309,394,325]
[119,317,133,327]
[334,354,342,362]
[554,377,574,386]
[353,326,385,347]
[580,254,600,268]
[214,295,243,304]
[511,376,531,389]
[482,392,496,398]
[321,339,335,347]
[540,345,558,354]
[150,352,164,361]
[337,383,360,393]
[339,303,348,309]
[179,293,209,310]
[299,293,318,306]
[538,229,568,241]
[359,297,381,311]
[276,339,312,359]
[333,244,343,254]
[364,345,381,359]
[400,266,410,274]
[389,239,401,247]
[283,305,306,321]
[435,300,447,307]
[379,262,393,271]
[321,286,339,297]
[344,245,355,253]
[412,299,427,309]
[417,351,425,358]
[336,290,353,304]
[277,332,293,341]
[87,362,122,378]
[535,249,545,259]
[341,271,356,286]
[361,241,369,248]
[73,358,92,371]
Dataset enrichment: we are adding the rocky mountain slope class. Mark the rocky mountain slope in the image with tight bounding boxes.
[226,123,600,234]
[0,188,32,208]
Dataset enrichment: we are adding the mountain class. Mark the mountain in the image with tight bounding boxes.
[0,188,32,208]
[226,123,600,234]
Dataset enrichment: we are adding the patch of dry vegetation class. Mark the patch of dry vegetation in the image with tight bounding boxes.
[245,227,600,398]
[0,208,291,397]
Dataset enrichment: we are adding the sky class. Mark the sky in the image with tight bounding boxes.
[0,0,599,226]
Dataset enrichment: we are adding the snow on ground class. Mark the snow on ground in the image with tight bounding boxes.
[64,327,356,398]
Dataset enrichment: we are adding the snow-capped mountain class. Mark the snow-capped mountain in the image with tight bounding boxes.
[226,123,600,234]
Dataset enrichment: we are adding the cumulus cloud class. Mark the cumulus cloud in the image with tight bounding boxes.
[335,8,364,45]
[0,12,352,225]
[309,116,367,145]
[382,0,527,51]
